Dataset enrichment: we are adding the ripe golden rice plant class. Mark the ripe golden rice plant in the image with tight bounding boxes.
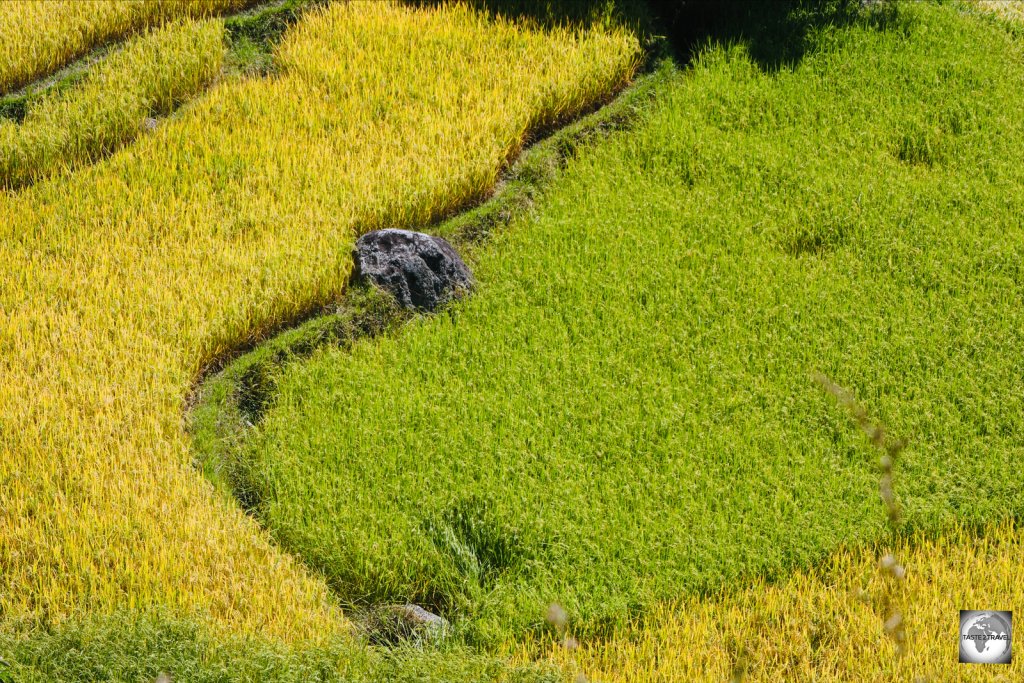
[0,0,255,95]
[0,17,226,189]
[525,522,1024,681]
[0,1,639,641]
[975,0,1024,24]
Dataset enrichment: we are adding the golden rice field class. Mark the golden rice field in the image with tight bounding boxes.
[0,0,639,642]
[0,17,225,188]
[526,522,1024,680]
[0,0,255,95]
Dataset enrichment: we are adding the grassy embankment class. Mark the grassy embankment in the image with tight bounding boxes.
[0,0,257,96]
[203,2,1024,676]
[0,0,638,656]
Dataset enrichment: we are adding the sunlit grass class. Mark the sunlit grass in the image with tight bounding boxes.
[975,0,1024,24]
[0,0,638,641]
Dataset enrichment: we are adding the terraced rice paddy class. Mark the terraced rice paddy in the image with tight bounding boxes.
[0,0,638,647]
[0,0,256,95]
[2,0,1023,680]
[201,0,1024,677]
[1,17,225,188]
[536,521,1024,681]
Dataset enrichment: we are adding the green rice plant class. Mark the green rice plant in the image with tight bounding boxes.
[0,18,226,189]
[225,0,1024,653]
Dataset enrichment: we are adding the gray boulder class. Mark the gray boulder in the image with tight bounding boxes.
[365,603,450,645]
[353,229,473,310]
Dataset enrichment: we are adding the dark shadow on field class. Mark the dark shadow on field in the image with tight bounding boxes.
[410,0,901,72]
[653,0,908,70]
[402,0,659,42]
[405,0,649,23]
[652,0,864,69]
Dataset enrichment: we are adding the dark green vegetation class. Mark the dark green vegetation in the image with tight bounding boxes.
[224,0,327,76]
[196,0,1024,649]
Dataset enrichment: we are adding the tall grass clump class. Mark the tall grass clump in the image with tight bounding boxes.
[0,18,226,189]
[228,0,1024,652]
[0,0,256,95]
[0,0,639,643]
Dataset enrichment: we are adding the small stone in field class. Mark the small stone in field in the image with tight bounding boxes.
[366,603,450,645]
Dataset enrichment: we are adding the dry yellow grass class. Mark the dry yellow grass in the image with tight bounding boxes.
[975,0,1024,23]
[527,522,1023,681]
[0,0,254,95]
[0,17,225,188]
[0,1,638,640]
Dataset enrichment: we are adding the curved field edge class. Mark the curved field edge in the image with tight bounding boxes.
[0,0,260,96]
[0,0,316,121]
[0,0,640,644]
[204,0,1024,652]
[1,526,1018,682]
[530,520,1023,681]
[2,528,1018,681]
[187,61,666,506]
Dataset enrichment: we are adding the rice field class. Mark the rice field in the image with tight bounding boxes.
[0,0,256,95]
[2,0,1022,679]
[204,0,1024,675]
[0,0,638,645]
